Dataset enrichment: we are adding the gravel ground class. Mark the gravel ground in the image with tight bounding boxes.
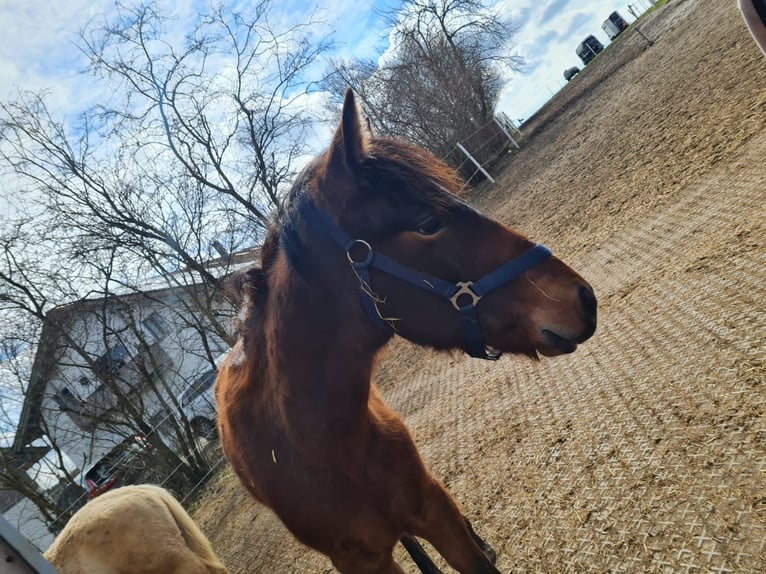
[190,0,766,571]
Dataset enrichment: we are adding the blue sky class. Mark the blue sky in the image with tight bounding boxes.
[0,0,648,127]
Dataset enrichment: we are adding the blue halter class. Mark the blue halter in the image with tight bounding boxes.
[296,200,551,360]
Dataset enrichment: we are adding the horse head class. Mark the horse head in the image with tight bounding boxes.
[284,89,596,359]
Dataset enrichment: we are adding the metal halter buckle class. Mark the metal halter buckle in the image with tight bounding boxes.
[345,239,373,265]
[449,281,482,310]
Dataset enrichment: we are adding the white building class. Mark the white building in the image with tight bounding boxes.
[3,247,258,549]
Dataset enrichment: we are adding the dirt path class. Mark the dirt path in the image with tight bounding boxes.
[191,0,766,571]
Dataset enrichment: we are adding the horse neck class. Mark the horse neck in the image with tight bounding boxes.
[261,252,388,436]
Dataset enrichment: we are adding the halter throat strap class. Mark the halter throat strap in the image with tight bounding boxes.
[295,199,551,360]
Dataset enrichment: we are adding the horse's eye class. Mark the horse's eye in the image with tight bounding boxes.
[416,215,443,236]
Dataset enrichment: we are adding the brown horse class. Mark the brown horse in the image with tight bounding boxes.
[45,485,228,574]
[215,89,597,573]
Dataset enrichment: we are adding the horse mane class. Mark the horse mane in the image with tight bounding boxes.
[226,221,281,342]
[228,230,279,298]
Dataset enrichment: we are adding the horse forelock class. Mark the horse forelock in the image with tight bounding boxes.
[293,135,461,211]
[363,137,463,207]
[228,165,315,344]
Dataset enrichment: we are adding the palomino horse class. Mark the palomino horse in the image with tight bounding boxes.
[216,89,597,573]
[45,485,228,574]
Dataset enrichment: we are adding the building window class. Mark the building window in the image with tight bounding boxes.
[53,386,96,432]
[142,312,170,341]
[53,386,82,413]
[94,344,128,378]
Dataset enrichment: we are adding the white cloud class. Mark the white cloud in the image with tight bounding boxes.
[496,1,643,121]
[0,0,118,110]
[1,0,650,125]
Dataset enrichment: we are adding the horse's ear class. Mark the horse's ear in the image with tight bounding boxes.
[327,88,368,171]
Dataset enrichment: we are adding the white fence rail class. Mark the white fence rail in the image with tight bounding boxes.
[445,113,523,188]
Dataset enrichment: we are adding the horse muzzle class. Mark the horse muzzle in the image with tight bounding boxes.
[536,283,597,356]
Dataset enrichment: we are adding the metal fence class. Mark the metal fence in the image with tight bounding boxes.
[444,113,522,188]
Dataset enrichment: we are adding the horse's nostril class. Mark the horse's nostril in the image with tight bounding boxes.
[578,284,597,324]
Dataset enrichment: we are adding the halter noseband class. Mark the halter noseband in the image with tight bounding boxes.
[296,200,551,360]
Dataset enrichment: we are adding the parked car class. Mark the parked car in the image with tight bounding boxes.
[602,11,629,40]
[180,368,218,439]
[80,436,153,498]
[576,35,604,65]
[564,66,581,81]
[179,351,229,439]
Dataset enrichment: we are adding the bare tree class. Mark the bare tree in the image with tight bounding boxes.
[326,0,523,158]
[0,229,85,534]
[0,0,332,534]
[0,93,225,291]
[1,338,76,533]
[80,0,332,219]
[1,0,332,295]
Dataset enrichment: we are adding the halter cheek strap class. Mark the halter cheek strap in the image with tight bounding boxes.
[297,200,551,360]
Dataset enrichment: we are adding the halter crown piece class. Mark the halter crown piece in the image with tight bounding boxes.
[297,200,551,360]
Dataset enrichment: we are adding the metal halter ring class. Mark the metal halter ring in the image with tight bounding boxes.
[449,281,483,310]
[345,239,374,265]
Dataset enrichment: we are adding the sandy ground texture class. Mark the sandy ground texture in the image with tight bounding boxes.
[190,0,766,571]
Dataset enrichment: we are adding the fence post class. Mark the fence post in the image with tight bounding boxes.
[455,143,495,184]
[498,112,523,136]
[494,117,520,149]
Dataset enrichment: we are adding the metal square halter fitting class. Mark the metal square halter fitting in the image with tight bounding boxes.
[450,281,483,310]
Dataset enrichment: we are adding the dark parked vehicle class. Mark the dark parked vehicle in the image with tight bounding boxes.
[180,368,218,439]
[576,35,604,65]
[564,66,581,81]
[602,11,629,40]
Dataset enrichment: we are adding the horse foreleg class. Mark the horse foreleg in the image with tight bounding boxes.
[464,517,497,564]
[400,535,443,573]
[409,480,502,574]
[400,524,494,573]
